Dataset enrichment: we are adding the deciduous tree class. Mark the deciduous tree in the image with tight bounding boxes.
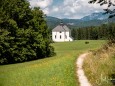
[0,0,55,64]
[89,0,115,18]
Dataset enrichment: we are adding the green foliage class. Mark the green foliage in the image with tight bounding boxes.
[0,0,55,64]
[106,23,115,43]
[72,23,115,41]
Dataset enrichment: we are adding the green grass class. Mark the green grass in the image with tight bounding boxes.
[0,40,106,86]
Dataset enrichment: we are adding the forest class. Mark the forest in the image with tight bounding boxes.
[71,23,115,41]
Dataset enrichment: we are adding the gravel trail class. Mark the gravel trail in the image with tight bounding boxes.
[76,53,92,86]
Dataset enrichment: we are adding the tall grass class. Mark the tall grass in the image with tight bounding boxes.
[0,40,105,86]
[84,43,115,86]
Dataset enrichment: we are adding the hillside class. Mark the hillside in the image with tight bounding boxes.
[81,12,109,21]
[46,12,115,29]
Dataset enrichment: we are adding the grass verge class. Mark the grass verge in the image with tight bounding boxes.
[84,43,115,86]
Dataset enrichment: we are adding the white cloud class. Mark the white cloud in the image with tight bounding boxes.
[52,7,59,12]
[43,8,49,14]
[29,0,53,15]
[64,0,75,6]
[64,12,70,16]
[60,0,107,19]
[29,0,110,19]
[42,6,59,15]
[29,0,53,8]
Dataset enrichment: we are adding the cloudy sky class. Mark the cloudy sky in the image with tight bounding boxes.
[29,0,109,19]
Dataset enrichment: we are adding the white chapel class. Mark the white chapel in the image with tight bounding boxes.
[52,22,73,42]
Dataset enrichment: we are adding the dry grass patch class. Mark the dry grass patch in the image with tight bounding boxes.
[84,44,115,86]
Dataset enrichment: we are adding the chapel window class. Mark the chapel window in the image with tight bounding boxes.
[55,35,56,38]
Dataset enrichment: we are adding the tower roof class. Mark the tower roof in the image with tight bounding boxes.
[52,23,70,32]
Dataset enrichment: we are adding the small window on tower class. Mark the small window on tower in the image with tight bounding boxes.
[60,31,61,33]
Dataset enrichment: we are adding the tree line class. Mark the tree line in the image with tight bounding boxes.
[71,23,115,42]
[0,0,55,64]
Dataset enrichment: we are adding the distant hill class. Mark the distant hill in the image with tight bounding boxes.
[81,12,109,21]
[46,16,60,29]
[46,12,115,29]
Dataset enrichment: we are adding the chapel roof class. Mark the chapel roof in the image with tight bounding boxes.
[52,23,70,32]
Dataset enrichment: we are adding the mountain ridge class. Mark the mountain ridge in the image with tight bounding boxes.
[46,12,115,29]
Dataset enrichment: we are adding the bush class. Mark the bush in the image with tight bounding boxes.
[85,41,89,44]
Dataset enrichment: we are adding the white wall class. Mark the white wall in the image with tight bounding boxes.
[52,31,73,42]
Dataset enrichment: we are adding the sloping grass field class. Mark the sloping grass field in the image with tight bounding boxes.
[0,40,106,86]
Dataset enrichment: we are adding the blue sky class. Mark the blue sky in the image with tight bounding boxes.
[29,0,108,19]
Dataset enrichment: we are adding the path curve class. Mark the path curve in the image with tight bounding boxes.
[76,53,92,86]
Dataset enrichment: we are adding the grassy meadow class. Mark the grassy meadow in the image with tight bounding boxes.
[0,40,106,86]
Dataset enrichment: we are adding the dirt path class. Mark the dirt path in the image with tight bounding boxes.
[76,53,92,86]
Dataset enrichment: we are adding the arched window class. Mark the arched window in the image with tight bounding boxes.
[60,35,61,39]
